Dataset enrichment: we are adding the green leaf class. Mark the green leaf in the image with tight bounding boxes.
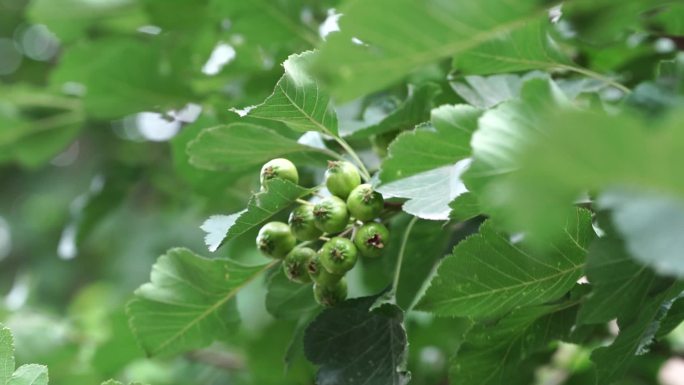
[101,380,148,385]
[344,83,441,139]
[464,77,569,196]
[265,269,318,319]
[591,281,684,384]
[379,104,482,183]
[377,161,470,220]
[209,0,319,47]
[563,0,675,43]
[1,325,14,385]
[450,72,545,109]
[0,325,49,385]
[142,0,210,31]
[314,0,566,101]
[393,220,454,310]
[248,51,338,135]
[657,297,684,339]
[375,218,455,310]
[187,122,330,171]
[61,166,139,257]
[652,4,684,35]
[0,86,84,168]
[451,72,611,109]
[448,193,481,222]
[51,38,192,119]
[451,303,578,385]
[127,248,273,357]
[578,236,655,324]
[27,0,144,42]
[453,19,573,75]
[304,297,409,385]
[597,189,684,278]
[417,209,594,319]
[200,179,311,252]
[7,365,49,385]
[479,107,684,247]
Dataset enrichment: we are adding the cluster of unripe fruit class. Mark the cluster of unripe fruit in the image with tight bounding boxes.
[255,158,389,307]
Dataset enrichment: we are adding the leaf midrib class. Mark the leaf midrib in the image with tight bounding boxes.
[148,260,277,356]
[425,263,584,307]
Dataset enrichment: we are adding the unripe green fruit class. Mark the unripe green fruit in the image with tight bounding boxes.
[319,237,358,274]
[260,158,299,187]
[313,196,350,234]
[256,221,296,259]
[347,184,384,221]
[354,222,390,258]
[325,160,361,199]
[307,254,343,286]
[313,279,347,307]
[288,204,323,241]
[283,247,315,283]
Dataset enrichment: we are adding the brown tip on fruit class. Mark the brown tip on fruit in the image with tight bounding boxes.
[367,233,384,249]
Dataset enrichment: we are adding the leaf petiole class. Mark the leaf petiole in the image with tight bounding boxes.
[387,216,419,303]
[331,136,372,181]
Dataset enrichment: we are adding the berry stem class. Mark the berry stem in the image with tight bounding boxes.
[390,216,418,296]
[296,240,316,248]
[319,236,331,241]
[338,226,355,238]
[296,198,313,206]
[331,136,372,182]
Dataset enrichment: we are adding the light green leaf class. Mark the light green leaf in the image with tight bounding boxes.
[1,326,14,385]
[652,4,684,35]
[379,104,481,183]
[377,161,470,221]
[209,0,319,47]
[450,72,545,109]
[7,365,48,385]
[453,19,573,75]
[200,179,312,252]
[344,83,441,139]
[464,77,569,195]
[101,380,148,385]
[0,86,84,168]
[265,269,318,319]
[479,107,684,246]
[187,122,330,171]
[127,248,273,357]
[0,326,49,385]
[248,51,338,135]
[563,0,676,43]
[28,0,144,42]
[597,189,684,278]
[142,0,210,31]
[51,39,191,119]
[451,72,610,109]
[417,209,594,319]
[315,0,553,101]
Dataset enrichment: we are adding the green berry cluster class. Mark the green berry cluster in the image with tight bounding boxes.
[255,158,390,307]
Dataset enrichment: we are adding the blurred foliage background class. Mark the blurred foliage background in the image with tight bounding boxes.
[0,0,340,383]
[1,0,684,384]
